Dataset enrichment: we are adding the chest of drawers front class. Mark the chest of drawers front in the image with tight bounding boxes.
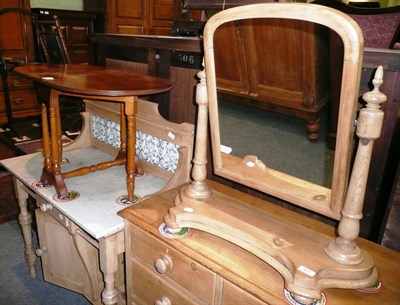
[125,222,276,305]
[121,185,288,305]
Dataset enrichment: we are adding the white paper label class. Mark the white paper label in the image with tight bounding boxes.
[220,144,232,154]
[168,131,175,140]
[297,265,316,277]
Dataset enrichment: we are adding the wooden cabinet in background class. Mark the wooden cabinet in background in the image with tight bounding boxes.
[107,0,181,35]
[0,0,40,125]
[0,74,39,124]
[214,19,330,140]
[31,8,97,64]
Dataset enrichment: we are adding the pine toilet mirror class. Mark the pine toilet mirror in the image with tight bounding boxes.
[165,3,387,305]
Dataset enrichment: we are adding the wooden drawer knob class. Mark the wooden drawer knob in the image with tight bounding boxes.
[154,296,171,305]
[154,254,173,274]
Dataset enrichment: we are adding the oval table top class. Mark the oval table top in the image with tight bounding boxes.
[14,64,173,97]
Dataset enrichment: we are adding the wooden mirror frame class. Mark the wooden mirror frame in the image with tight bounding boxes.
[203,3,364,220]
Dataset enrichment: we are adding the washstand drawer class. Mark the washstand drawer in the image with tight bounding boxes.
[130,225,215,304]
[222,280,268,305]
[36,198,72,230]
[130,257,205,305]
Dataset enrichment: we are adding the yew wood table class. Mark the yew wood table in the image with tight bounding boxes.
[13,64,173,202]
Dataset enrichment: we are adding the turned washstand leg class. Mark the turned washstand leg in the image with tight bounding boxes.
[99,234,120,305]
[14,177,37,278]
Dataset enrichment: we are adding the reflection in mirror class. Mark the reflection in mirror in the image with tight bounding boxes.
[217,100,334,187]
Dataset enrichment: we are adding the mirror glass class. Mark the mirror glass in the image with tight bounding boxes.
[217,100,334,188]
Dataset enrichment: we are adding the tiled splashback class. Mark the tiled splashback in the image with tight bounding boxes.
[30,0,83,11]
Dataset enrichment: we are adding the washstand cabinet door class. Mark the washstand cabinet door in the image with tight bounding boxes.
[35,209,103,299]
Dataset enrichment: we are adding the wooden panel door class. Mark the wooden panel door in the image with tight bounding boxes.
[107,0,180,35]
[244,19,328,112]
[149,0,179,35]
[108,0,148,34]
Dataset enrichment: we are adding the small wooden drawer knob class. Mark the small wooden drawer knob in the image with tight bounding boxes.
[154,296,171,305]
[154,254,173,274]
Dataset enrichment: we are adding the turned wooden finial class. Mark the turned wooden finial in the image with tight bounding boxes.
[325,66,386,265]
[363,66,386,109]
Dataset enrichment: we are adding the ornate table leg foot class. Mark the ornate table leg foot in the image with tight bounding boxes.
[14,178,36,278]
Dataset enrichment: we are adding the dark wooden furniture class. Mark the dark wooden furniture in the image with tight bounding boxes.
[13,63,173,202]
[31,8,97,64]
[106,0,182,35]
[359,49,400,243]
[0,3,40,127]
[119,180,400,305]
[34,15,71,64]
[88,33,203,123]
[381,163,400,252]
[83,0,106,33]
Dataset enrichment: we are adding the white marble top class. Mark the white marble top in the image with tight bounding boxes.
[0,147,166,239]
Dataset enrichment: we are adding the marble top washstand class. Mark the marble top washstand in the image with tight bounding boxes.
[1,146,166,239]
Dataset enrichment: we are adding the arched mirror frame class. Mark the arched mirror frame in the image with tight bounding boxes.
[203,3,364,220]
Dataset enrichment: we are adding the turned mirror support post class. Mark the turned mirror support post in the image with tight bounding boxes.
[179,67,213,200]
[325,66,386,265]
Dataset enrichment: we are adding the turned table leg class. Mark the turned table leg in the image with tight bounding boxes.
[13,177,36,278]
[124,97,137,202]
[40,103,53,186]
